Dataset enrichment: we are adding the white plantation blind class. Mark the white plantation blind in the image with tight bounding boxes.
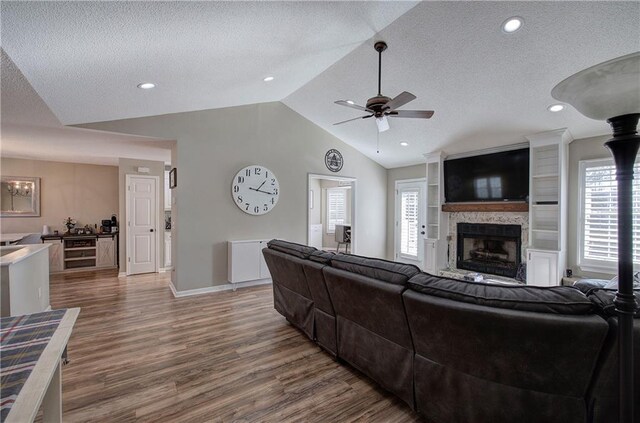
[400,190,419,257]
[326,188,347,234]
[580,159,640,270]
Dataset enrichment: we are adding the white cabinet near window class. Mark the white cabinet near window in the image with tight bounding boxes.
[228,240,271,284]
[526,249,560,287]
[44,239,63,273]
[424,239,437,274]
[96,237,116,268]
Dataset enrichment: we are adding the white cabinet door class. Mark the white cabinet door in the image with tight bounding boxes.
[44,240,64,273]
[228,240,271,283]
[526,249,559,286]
[424,239,437,274]
[164,232,171,267]
[97,237,115,268]
[258,240,270,279]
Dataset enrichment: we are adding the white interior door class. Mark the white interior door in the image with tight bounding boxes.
[127,175,158,275]
[395,179,426,268]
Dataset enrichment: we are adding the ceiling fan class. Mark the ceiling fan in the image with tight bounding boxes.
[333,41,434,133]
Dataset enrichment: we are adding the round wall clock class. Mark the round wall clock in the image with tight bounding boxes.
[325,149,343,172]
[231,165,280,215]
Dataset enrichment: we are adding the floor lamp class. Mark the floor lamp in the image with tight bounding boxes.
[552,52,639,423]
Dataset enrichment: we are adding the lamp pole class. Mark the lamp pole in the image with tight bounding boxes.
[604,113,639,423]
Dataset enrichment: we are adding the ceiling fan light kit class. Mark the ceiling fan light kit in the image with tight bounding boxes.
[333,41,434,134]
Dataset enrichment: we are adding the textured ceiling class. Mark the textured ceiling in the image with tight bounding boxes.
[0,1,418,125]
[2,1,639,169]
[284,1,640,167]
[1,50,173,166]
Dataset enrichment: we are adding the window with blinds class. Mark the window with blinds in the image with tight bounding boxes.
[326,188,347,234]
[400,190,419,257]
[579,158,640,271]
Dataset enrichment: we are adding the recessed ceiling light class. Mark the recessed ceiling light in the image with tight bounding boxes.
[501,17,523,33]
[400,142,409,147]
[346,100,355,105]
[137,82,155,89]
[263,76,274,82]
[548,104,565,112]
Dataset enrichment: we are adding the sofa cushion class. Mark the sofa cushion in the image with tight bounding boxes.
[267,239,316,259]
[407,273,594,315]
[308,250,335,264]
[330,254,420,285]
[587,289,640,319]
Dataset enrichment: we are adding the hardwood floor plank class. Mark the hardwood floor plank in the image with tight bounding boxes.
[47,270,421,422]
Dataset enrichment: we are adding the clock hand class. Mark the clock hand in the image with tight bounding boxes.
[255,181,266,191]
[248,187,274,195]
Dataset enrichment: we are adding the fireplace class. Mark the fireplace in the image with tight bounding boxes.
[456,223,522,278]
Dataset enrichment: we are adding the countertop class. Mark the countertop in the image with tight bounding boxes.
[1,233,37,244]
[41,233,117,240]
[0,244,50,267]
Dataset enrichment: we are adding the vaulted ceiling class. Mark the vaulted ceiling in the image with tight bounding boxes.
[2,1,638,168]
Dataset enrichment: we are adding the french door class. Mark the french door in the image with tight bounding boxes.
[395,179,426,268]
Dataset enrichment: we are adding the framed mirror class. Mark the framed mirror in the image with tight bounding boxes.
[1,176,41,217]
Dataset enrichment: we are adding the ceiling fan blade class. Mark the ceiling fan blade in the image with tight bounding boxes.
[383,91,417,111]
[334,100,370,112]
[376,116,390,132]
[333,114,374,126]
[388,110,434,119]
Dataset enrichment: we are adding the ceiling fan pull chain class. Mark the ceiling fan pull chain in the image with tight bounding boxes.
[377,130,380,154]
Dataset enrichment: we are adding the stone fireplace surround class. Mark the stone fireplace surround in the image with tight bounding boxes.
[447,211,529,272]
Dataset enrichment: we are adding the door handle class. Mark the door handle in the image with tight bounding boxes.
[150,229,154,232]
[420,231,426,235]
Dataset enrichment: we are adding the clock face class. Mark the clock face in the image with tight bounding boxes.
[231,165,280,215]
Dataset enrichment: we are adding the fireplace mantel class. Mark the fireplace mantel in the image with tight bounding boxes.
[442,202,529,213]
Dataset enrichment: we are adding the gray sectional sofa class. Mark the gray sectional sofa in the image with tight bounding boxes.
[262,239,640,423]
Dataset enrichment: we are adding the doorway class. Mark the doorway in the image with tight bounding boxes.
[394,178,426,268]
[125,174,160,275]
[307,174,357,254]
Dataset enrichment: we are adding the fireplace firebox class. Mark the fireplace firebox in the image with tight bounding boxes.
[456,223,522,278]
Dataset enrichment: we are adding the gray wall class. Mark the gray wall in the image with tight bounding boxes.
[81,101,387,292]
[385,164,426,260]
[118,158,166,273]
[567,134,615,279]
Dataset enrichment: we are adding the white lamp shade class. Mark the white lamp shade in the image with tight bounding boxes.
[551,52,640,121]
[376,116,390,132]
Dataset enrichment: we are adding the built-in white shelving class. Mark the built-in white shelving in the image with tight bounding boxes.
[424,151,448,274]
[525,128,572,286]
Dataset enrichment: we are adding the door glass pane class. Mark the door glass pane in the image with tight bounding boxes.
[400,190,419,257]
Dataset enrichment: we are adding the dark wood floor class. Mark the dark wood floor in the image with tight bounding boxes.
[50,270,421,422]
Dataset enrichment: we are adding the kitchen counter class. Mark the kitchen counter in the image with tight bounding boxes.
[1,244,50,266]
[1,244,51,317]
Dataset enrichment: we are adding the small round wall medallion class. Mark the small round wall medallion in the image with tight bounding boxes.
[325,149,343,172]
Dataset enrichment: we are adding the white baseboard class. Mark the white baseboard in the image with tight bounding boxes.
[159,266,174,273]
[170,278,272,298]
[118,272,127,278]
[45,305,52,311]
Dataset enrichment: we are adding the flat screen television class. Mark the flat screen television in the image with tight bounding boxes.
[444,148,529,203]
